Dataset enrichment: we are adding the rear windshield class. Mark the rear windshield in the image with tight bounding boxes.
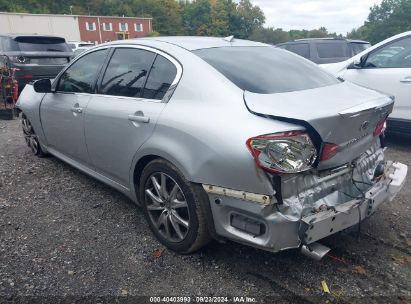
[194,46,339,94]
[11,36,71,52]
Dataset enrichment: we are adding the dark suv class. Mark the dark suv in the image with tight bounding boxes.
[276,38,371,64]
[0,34,73,92]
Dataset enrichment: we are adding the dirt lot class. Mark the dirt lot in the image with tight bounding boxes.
[0,118,410,303]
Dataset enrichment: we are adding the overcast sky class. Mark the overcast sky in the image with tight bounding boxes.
[251,0,383,34]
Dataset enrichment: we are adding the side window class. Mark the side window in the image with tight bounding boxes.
[316,43,345,58]
[57,49,108,93]
[99,48,155,97]
[142,55,177,100]
[365,36,411,68]
[286,43,310,59]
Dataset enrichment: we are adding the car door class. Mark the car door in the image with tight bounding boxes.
[85,46,180,187]
[341,35,411,120]
[40,48,109,165]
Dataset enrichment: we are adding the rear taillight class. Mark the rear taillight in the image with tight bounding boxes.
[374,118,387,137]
[246,131,317,174]
[320,143,339,161]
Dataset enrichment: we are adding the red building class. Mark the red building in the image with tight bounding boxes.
[78,15,153,44]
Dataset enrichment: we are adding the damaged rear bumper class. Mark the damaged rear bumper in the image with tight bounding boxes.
[203,159,407,253]
[301,161,407,244]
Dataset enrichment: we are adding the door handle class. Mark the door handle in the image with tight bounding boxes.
[400,77,411,83]
[71,107,83,114]
[128,114,150,123]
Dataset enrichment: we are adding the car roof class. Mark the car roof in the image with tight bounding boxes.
[107,36,267,51]
[278,38,369,45]
[0,33,66,39]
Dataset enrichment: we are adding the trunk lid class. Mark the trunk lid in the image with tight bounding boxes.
[244,82,394,169]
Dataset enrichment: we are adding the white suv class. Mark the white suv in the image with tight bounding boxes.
[322,31,411,135]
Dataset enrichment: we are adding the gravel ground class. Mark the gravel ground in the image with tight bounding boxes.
[0,118,410,304]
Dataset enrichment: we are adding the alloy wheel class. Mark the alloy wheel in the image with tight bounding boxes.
[22,116,40,155]
[144,172,190,242]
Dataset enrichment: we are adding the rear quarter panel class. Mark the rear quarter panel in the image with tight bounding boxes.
[129,42,302,195]
[16,84,47,146]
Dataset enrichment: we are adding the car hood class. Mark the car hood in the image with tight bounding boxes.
[244,82,394,169]
[320,61,349,75]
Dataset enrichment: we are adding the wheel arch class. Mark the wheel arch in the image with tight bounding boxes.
[131,152,219,241]
[130,151,193,204]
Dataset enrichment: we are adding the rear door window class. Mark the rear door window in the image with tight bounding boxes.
[57,49,108,93]
[316,43,345,58]
[285,43,310,58]
[142,55,177,100]
[99,48,156,98]
[12,36,71,52]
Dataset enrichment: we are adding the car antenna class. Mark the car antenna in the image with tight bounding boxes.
[223,35,234,42]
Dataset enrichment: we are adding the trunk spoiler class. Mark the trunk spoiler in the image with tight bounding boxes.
[339,97,394,118]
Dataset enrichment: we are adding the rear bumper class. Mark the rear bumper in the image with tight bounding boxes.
[204,161,407,253]
[12,65,65,92]
[387,118,411,135]
[301,161,407,244]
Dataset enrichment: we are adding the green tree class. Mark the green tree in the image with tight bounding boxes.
[230,0,265,39]
[249,27,290,44]
[181,0,212,35]
[209,0,230,36]
[348,0,411,44]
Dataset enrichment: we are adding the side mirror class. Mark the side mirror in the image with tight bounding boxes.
[348,59,362,69]
[348,55,367,69]
[33,79,52,93]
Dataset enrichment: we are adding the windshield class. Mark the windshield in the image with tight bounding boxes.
[350,42,371,56]
[12,36,71,52]
[194,46,339,94]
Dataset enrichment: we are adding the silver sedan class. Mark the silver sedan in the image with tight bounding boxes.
[17,37,407,259]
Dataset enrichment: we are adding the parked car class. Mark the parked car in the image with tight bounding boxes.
[67,40,95,51]
[17,37,407,259]
[322,31,411,135]
[277,38,371,64]
[0,34,73,92]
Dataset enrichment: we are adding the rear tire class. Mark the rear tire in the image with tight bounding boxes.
[22,114,46,157]
[139,159,211,253]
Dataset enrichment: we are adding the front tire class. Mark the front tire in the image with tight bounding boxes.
[22,114,46,157]
[139,159,211,253]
